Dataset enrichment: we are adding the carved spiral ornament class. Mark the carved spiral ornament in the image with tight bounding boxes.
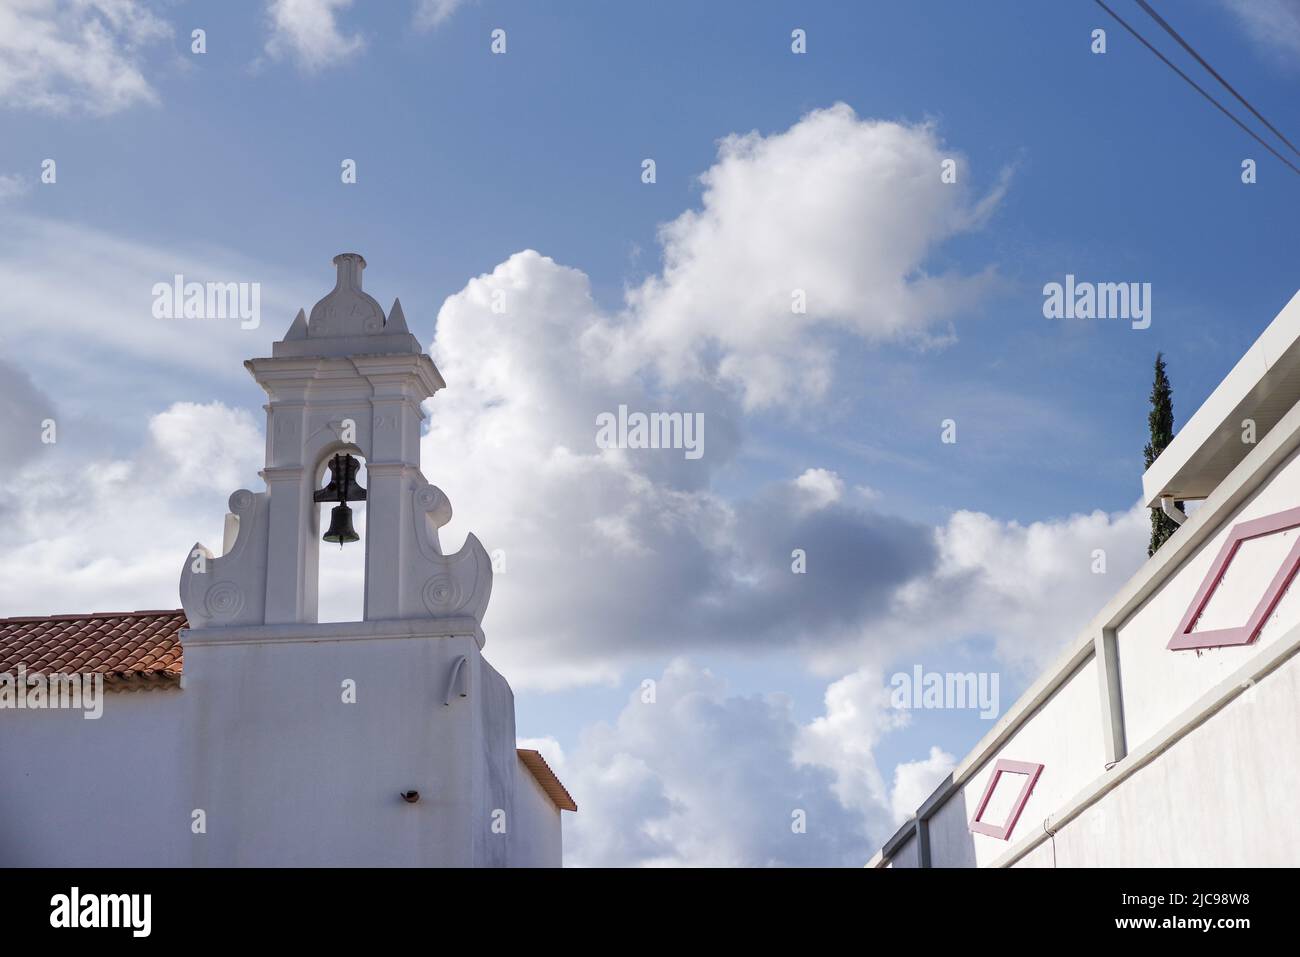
[414,486,443,511]
[204,581,246,620]
[422,575,464,615]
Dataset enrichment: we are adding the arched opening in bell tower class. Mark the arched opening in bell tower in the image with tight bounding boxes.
[313,448,368,623]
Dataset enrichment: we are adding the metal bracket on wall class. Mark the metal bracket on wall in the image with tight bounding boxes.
[444,654,469,706]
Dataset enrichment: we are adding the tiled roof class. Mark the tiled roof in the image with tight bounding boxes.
[0,609,185,686]
[517,748,578,812]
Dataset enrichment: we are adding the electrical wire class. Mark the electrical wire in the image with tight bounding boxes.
[1092,0,1300,177]
[1135,0,1300,161]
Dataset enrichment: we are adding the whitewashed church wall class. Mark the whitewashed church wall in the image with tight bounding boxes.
[0,688,187,866]
[471,655,518,867]
[0,634,564,867]
[509,756,563,867]
[181,631,489,866]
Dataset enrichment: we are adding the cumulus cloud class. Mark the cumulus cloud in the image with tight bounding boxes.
[793,467,845,510]
[562,660,875,866]
[147,401,263,495]
[0,358,58,470]
[794,666,907,815]
[0,401,259,618]
[424,249,940,687]
[609,103,1008,409]
[427,253,1145,859]
[847,504,1150,678]
[889,745,955,825]
[556,660,967,865]
[424,240,1144,688]
[0,0,171,114]
[265,0,364,72]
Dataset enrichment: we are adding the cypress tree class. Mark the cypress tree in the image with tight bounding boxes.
[1144,352,1182,556]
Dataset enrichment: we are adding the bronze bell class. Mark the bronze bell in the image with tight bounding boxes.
[314,453,366,547]
[322,503,359,545]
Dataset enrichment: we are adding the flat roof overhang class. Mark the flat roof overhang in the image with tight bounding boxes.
[1143,288,1300,508]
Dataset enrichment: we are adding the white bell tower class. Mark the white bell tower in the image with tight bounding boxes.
[170,255,562,867]
[180,252,493,638]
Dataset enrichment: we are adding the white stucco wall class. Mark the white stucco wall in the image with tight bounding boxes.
[0,629,562,867]
[888,832,920,868]
[926,656,1104,868]
[509,755,563,867]
[0,687,187,866]
[1117,444,1300,747]
[182,629,492,866]
[1012,643,1300,867]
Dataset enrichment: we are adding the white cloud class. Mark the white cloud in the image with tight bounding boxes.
[0,0,171,114]
[849,504,1150,678]
[889,745,955,825]
[0,357,57,468]
[413,0,466,31]
[0,401,259,618]
[562,659,875,866]
[794,666,903,814]
[560,659,967,865]
[0,174,28,201]
[0,216,313,411]
[1219,0,1300,66]
[423,241,1149,691]
[424,249,942,688]
[265,0,364,72]
[793,467,845,510]
[148,401,263,495]
[611,103,1008,409]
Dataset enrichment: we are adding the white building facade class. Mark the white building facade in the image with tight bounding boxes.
[0,254,573,867]
[873,289,1300,868]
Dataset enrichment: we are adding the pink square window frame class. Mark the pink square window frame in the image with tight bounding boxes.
[1168,505,1300,652]
[968,759,1043,841]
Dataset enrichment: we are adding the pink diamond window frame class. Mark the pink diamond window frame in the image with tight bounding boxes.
[1168,505,1300,652]
[968,759,1043,841]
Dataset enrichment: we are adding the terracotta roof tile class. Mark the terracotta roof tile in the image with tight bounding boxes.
[517,748,578,812]
[0,609,185,684]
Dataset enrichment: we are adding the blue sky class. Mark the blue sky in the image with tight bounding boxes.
[2,0,1298,865]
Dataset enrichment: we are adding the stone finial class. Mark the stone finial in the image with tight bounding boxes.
[307,252,386,339]
[272,253,424,358]
[387,297,410,334]
[332,252,367,290]
[284,308,308,340]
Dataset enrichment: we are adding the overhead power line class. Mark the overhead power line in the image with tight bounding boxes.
[1092,0,1300,178]
[1134,0,1300,162]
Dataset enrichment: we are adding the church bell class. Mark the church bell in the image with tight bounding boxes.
[314,453,367,547]
[322,503,360,545]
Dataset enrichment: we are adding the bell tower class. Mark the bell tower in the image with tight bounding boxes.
[169,255,566,867]
[179,253,493,638]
